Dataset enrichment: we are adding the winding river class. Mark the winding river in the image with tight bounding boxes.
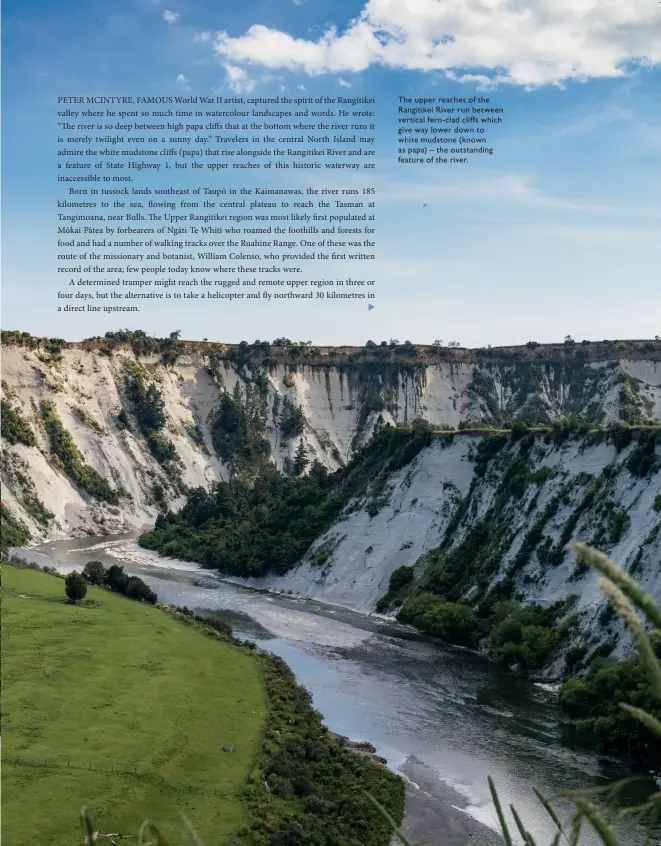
[18,533,653,846]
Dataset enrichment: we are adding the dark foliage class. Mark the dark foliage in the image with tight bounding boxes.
[279,397,305,438]
[125,372,177,465]
[375,566,414,613]
[65,571,88,603]
[1,400,37,446]
[103,563,157,604]
[626,431,661,477]
[560,655,661,766]
[82,560,105,585]
[98,329,184,364]
[210,382,271,478]
[398,593,481,646]
[127,376,166,433]
[244,653,404,846]
[41,401,120,504]
[140,426,433,578]
[1,506,31,552]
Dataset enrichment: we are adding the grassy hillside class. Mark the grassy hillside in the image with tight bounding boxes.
[2,564,267,846]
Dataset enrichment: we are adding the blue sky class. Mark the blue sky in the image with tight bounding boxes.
[2,0,660,346]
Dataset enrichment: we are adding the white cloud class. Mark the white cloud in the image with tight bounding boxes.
[223,63,257,94]
[163,9,180,24]
[213,0,661,87]
[338,77,351,87]
[176,73,191,89]
[296,84,307,90]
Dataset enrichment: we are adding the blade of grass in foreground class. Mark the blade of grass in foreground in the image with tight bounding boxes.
[488,776,513,846]
[362,790,414,846]
[571,543,661,630]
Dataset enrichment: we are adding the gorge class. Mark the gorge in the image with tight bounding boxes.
[3,329,661,842]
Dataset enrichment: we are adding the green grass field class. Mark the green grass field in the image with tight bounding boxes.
[2,564,267,845]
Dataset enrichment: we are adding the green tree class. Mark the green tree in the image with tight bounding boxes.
[104,564,129,593]
[64,571,87,603]
[293,440,308,475]
[82,560,105,585]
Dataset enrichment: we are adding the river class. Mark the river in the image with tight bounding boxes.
[17,533,653,846]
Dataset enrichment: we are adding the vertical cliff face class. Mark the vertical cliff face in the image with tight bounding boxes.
[1,334,660,542]
[226,430,661,665]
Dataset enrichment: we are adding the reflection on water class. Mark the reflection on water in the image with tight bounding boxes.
[22,533,647,845]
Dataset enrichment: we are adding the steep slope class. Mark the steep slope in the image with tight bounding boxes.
[148,426,660,661]
[2,332,661,542]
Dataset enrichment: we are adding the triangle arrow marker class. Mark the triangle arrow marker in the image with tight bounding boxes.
[368,304,375,311]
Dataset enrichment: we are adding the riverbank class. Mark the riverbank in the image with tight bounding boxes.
[326,737,505,846]
[393,758,503,846]
[12,536,640,846]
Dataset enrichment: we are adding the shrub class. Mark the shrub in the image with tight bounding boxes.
[64,571,88,603]
[125,576,157,604]
[1,400,37,446]
[1,506,31,552]
[388,565,414,593]
[116,409,132,431]
[410,417,432,436]
[243,653,404,845]
[102,563,157,603]
[147,432,177,463]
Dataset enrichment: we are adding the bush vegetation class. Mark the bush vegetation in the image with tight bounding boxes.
[0,505,32,552]
[560,653,661,766]
[375,565,414,612]
[140,425,434,576]
[243,653,404,846]
[82,560,105,585]
[1,400,37,446]
[124,372,178,465]
[40,401,120,504]
[396,589,576,668]
[210,382,271,478]
[86,329,185,364]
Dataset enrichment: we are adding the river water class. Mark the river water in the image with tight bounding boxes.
[20,533,652,846]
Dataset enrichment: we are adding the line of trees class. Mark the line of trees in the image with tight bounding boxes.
[64,560,157,605]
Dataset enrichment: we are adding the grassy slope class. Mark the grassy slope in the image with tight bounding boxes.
[2,565,267,846]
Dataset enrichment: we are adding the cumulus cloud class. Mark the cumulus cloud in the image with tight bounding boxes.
[213,0,661,87]
[338,77,352,87]
[176,73,191,89]
[224,63,257,94]
[163,9,180,23]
